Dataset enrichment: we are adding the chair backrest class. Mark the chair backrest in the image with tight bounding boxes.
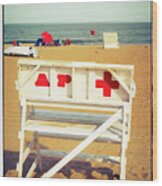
[103,32,119,49]
[16,59,135,109]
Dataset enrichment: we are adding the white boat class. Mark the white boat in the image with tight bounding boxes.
[4,46,38,58]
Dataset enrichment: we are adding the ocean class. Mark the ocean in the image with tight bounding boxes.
[4,22,152,45]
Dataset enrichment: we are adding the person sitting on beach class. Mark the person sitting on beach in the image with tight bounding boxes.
[65,38,71,46]
[58,39,62,46]
[12,40,18,46]
[18,42,23,46]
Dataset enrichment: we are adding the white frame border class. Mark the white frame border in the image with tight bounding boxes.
[0,4,3,177]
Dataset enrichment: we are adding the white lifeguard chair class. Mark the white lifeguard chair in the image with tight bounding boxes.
[15,59,136,179]
[103,32,120,49]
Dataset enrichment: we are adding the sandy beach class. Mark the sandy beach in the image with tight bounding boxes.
[4,44,152,180]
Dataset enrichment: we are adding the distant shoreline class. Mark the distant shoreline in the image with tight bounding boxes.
[4,42,151,46]
[4,22,151,45]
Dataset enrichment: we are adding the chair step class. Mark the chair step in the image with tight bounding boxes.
[28,109,112,125]
[25,122,122,143]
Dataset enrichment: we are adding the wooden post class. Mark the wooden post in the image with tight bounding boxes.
[34,132,43,172]
[72,67,76,100]
[120,106,127,180]
[18,99,27,177]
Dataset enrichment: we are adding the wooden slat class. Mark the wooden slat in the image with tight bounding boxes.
[26,100,119,113]
[72,67,76,99]
[26,159,37,178]
[22,139,35,163]
[108,69,130,95]
[24,123,122,143]
[39,149,120,163]
[88,70,95,100]
[26,119,123,131]
[18,100,27,177]
[19,65,40,88]
[18,59,134,70]
[26,97,128,107]
[120,107,127,179]
[28,109,111,125]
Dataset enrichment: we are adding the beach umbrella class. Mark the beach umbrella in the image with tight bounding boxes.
[90,29,96,36]
[41,31,54,46]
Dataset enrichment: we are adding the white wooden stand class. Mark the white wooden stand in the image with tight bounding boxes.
[16,59,136,179]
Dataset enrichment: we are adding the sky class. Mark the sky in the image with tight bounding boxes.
[4,1,152,24]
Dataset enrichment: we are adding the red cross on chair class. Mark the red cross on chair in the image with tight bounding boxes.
[95,71,119,97]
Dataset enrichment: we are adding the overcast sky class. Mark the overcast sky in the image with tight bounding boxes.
[4,1,152,24]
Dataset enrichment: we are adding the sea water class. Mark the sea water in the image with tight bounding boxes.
[4,22,152,45]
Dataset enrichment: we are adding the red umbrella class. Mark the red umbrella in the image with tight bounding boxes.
[41,31,54,46]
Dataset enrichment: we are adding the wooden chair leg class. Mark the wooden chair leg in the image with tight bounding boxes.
[34,132,43,172]
[18,99,27,177]
[18,131,25,177]
[120,155,127,180]
[120,107,127,180]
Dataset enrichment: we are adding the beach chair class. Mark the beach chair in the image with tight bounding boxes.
[15,59,136,179]
[103,32,119,49]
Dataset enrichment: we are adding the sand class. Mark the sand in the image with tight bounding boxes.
[4,44,152,180]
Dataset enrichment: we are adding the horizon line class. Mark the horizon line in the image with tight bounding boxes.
[4,21,151,25]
